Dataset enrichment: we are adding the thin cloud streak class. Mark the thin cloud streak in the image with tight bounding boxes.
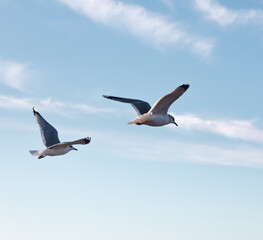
[58,0,213,56]
[79,129,263,168]
[0,113,262,168]
[195,0,263,27]
[0,60,31,92]
[11,122,263,168]
[173,114,263,144]
[3,93,262,145]
[0,94,114,116]
[0,95,32,110]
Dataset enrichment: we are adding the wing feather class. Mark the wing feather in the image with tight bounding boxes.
[49,137,91,149]
[33,107,60,147]
[149,84,189,114]
[103,95,151,115]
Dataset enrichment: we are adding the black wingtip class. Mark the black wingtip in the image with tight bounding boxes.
[180,84,190,91]
[32,107,37,115]
[83,137,91,144]
[103,95,118,101]
[103,95,111,99]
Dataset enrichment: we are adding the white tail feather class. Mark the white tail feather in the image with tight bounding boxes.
[29,150,40,156]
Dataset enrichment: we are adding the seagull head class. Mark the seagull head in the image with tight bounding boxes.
[70,145,78,151]
[168,114,178,126]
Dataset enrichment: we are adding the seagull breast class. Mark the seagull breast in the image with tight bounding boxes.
[43,146,72,156]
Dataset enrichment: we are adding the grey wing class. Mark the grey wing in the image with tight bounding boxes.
[33,107,60,147]
[49,137,91,149]
[149,84,190,114]
[103,95,151,115]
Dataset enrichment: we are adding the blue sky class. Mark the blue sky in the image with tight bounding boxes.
[1,0,263,239]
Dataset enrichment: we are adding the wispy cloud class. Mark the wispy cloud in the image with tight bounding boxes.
[173,114,263,144]
[0,94,114,116]
[195,0,263,27]
[1,108,263,168]
[58,0,213,56]
[5,95,258,145]
[160,0,174,10]
[89,130,263,168]
[0,60,32,92]
[0,95,32,110]
[27,125,263,168]
[58,116,263,168]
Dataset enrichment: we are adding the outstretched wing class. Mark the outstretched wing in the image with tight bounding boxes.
[149,84,189,114]
[49,137,91,149]
[33,107,60,147]
[103,95,151,115]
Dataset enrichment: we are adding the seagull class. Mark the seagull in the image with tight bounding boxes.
[29,107,91,159]
[103,84,189,127]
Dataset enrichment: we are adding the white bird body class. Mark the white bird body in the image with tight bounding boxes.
[103,84,189,127]
[128,112,174,126]
[30,145,76,158]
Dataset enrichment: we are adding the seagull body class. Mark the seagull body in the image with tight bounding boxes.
[30,146,75,158]
[128,112,174,126]
[103,84,189,127]
[29,108,91,159]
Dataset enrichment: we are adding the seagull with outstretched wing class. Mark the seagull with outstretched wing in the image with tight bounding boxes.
[29,107,91,159]
[103,84,189,127]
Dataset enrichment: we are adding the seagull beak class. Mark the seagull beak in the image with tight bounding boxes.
[174,121,178,126]
[73,147,78,151]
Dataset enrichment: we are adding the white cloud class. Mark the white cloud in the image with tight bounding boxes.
[0,94,114,116]
[0,95,32,110]
[161,0,174,10]
[58,0,213,56]
[0,60,32,92]
[173,114,263,144]
[195,0,263,27]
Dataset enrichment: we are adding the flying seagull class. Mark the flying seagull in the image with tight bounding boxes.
[103,84,189,127]
[29,107,91,159]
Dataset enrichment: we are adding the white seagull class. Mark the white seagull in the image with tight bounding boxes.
[29,107,91,159]
[103,84,189,127]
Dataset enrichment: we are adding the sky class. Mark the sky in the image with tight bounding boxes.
[1,0,263,239]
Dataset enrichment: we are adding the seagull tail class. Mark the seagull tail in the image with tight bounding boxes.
[29,150,41,156]
[128,120,136,125]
